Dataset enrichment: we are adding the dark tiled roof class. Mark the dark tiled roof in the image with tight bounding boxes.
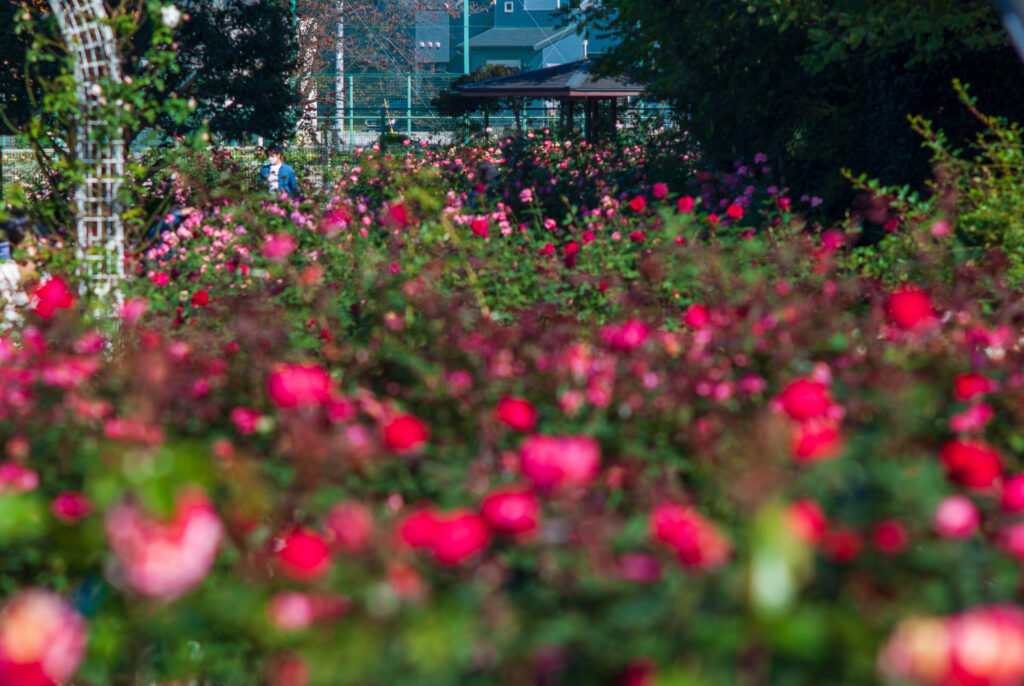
[458,59,645,97]
[464,26,560,48]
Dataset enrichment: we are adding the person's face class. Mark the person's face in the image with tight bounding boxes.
[269,153,282,165]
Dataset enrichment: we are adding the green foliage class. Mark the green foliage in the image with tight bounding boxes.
[581,0,1024,213]
[0,1,197,235]
[843,81,1024,288]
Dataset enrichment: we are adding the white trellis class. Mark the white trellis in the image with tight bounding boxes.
[48,0,125,305]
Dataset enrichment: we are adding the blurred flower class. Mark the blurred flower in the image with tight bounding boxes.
[50,492,92,524]
[822,528,862,563]
[324,501,374,554]
[263,233,297,261]
[677,196,695,213]
[105,489,223,599]
[649,503,731,570]
[601,319,649,351]
[873,520,909,555]
[880,606,1024,686]
[886,286,936,330]
[519,435,601,491]
[382,414,429,453]
[267,592,315,632]
[266,363,332,409]
[398,508,490,565]
[230,407,262,434]
[275,528,332,581]
[191,290,210,307]
[954,373,997,401]
[652,182,668,199]
[1002,475,1024,513]
[30,278,75,319]
[934,495,979,539]
[117,298,148,324]
[0,590,86,686]
[785,500,827,544]
[494,397,539,432]
[480,487,539,535]
[160,4,182,28]
[790,418,844,463]
[940,439,1003,490]
[777,378,833,421]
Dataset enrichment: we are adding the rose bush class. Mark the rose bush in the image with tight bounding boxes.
[3,127,1024,685]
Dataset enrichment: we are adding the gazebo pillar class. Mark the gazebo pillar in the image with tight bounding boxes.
[47,0,126,306]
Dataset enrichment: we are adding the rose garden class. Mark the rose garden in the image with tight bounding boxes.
[5,1,1024,685]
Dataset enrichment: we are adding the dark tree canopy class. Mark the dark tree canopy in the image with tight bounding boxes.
[167,0,302,143]
[0,0,302,143]
[581,0,1024,209]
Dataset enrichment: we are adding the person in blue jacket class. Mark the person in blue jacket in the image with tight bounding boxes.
[257,145,299,197]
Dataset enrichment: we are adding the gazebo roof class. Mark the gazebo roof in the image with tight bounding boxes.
[457,59,645,98]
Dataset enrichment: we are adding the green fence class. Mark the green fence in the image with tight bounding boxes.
[2,73,671,189]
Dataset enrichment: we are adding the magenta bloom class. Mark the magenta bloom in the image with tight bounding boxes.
[520,435,601,491]
[266,363,332,409]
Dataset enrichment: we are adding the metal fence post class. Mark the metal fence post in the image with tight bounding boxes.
[407,75,412,138]
[348,75,354,149]
[463,0,470,74]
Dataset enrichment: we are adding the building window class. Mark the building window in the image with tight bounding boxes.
[503,1,514,11]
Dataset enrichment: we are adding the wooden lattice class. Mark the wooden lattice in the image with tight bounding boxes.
[48,0,125,304]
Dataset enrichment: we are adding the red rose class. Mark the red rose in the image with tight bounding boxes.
[429,511,491,565]
[872,520,909,555]
[940,439,1003,489]
[726,204,744,220]
[954,373,997,402]
[494,397,539,432]
[790,418,844,463]
[470,218,489,237]
[1002,474,1024,512]
[382,414,429,452]
[649,503,731,570]
[191,290,210,307]
[652,182,669,199]
[822,528,862,562]
[384,202,410,229]
[886,286,935,330]
[480,487,540,534]
[266,363,332,409]
[50,492,92,524]
[629,195,646,212]
[683,304,709,328]
[519,435,600,491]
[230,407,262,434]
[778,379,832,420]
[276,528,332,581]
[398,509,441,548]
[31,277,75,318]
[677,196,695,213]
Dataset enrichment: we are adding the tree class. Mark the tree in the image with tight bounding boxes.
[0,0,303,145]
[432,64,526,131]
[580,0,1024,209]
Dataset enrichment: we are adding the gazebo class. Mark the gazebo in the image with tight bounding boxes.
[457,59,645,143]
